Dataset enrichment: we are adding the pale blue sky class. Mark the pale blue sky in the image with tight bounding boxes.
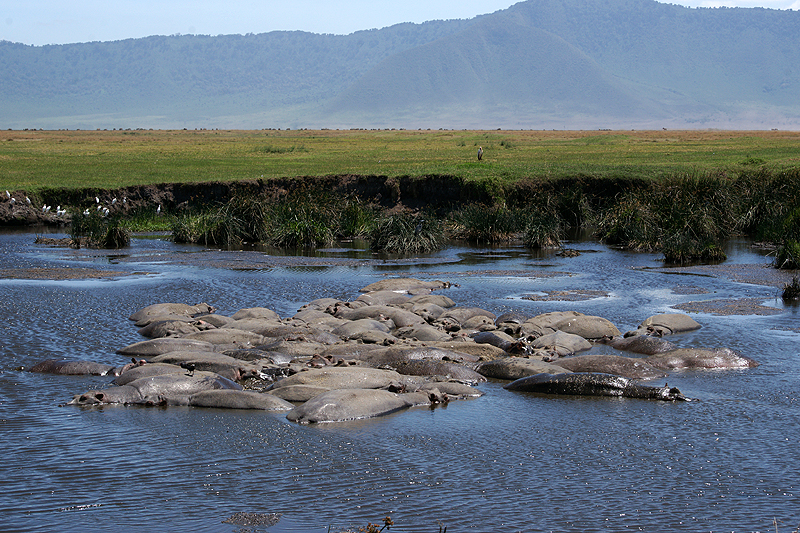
[2,0,798,46]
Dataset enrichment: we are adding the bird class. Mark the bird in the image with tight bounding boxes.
[95,196,100,204]
[156,205,161,215]
[25,197,31,205]
[477,146,483,161]
[4,190,10,198]
[180,362,196,376]
[83,209,90,216]
[9,198,15,205]
[111,197,117,206]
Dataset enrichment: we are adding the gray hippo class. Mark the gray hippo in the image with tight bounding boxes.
[187,390,294,411]
[476,357,569,380]
[69,371,241,406]
[359,278,449,294]
[286,388,431,424]
[597,335,677,355]
[520,311,620,340]
[268,367,407,392]
[471,331,529,354]
[553,354,667,380]
[29,358,140,376]
[504,373,692,401]
[646,348,759,370]
[116,337,216,358]
[129,302,215,325]
[531,331,592,357]
[391,359,486,385]
[626,313,702,337]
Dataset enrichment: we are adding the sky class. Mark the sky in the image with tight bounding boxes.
[2,0,799,46]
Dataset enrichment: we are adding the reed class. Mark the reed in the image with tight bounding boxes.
[69,210,130,248]
[369,213,445,254]
[447,204,521,243]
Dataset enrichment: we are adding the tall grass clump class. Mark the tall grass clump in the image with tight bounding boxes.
[369,213,445,254]
[448,204,521,243]
[522,209,564,249]
[337,196,377,239]
[70,210,131,248]
[597,172,736,263]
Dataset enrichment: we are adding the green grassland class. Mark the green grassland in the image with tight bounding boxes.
[1,128,799,192]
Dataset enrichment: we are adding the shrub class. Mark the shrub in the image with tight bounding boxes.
[448,204,520,243]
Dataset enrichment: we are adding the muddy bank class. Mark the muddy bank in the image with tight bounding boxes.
[1,174,643,227]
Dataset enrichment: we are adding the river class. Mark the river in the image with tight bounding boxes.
[1,229,798,533]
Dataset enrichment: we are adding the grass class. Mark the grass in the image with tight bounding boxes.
[2,129,800,193]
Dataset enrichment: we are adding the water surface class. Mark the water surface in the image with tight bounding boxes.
[1,231,798,532]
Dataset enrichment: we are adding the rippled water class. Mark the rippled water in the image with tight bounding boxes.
[1,230,798,533]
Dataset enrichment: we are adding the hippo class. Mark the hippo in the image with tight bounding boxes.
[359,278,449,294]
[333,305,425,328]
[520,311,620,340]
[231,307,281,321]
[407,293,456,309]
[137,319,205,339]
[183,328,267,346]
[292,309,348,330]
[116,337,216,358]
[646,348,759,370]
[626,313,702,337]
[409,302,447,323]
[391,359,487,385]
[286,388,431,424]
[419,381,484,398]
[426,341,508,361]
[69,371,241,406]
[187,390,294,410]
[149,351,261,381]
[129,302,215,324]
[476,357,569,380]
[112,362,187,385]
[504,373,692,401]
[268,367,407,392]
[494,311,528,335]
[471,331,529,354]
[394,324,451,342]
[30,359,118,376]
[356,290,412,306]
[531,331,592,357]
[597,334,677,355]
[554,354,667,380]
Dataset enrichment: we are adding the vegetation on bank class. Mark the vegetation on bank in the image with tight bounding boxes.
[2,129,800,265]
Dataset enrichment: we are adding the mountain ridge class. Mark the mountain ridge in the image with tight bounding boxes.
[2,0,799,129]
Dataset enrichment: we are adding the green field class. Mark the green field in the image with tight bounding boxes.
[1,128,799,191]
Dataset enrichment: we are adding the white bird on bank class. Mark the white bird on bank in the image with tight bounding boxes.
[26,197,31,205]
[83,209,90,216]
[5,190,10,198]
[95,196,100,204]
[10,198,15,205]
[156,205,161,215]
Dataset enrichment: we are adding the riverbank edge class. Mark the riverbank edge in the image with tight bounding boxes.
[0,174,644,227]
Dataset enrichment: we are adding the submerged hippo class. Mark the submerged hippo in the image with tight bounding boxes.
[29,359,121,376]
[504,373,691,401]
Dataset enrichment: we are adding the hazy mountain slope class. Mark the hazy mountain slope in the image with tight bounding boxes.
[326,14,682,127]
[0,19,475,124]
[1,0,798,129]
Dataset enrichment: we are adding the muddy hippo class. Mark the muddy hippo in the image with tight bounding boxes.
[137,319,206,339]
[597,335,677,355]
[494,311,528,335]
[407,293,456,308]
[471,331,528,353]
[231,307,281,321]
[520,311,620,340]
[554,354,667,380]
[356,290,412,306]
[646,348,759,370]
[286,388,430,424]
[504,373,692,401]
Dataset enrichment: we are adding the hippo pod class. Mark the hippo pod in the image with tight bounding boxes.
[504,373,692,401]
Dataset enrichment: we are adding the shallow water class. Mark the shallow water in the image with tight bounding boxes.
[1,231,798,533]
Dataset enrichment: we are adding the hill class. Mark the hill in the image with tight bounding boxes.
[1,0,798,129]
